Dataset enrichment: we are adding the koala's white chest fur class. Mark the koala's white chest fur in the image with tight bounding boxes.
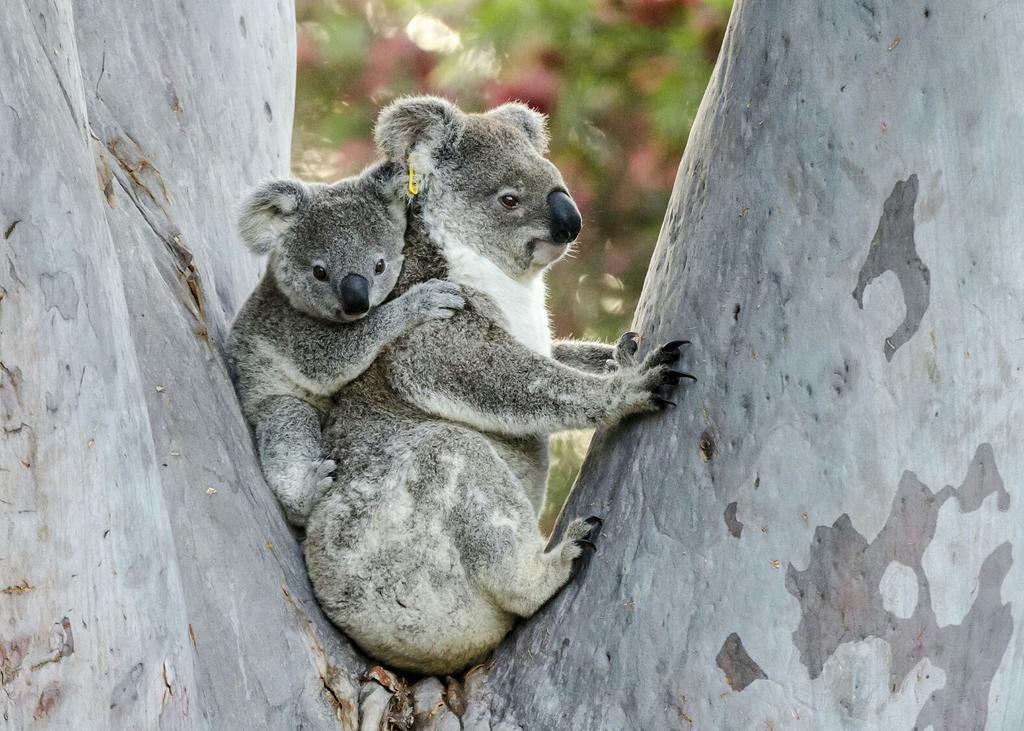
[441,242,552,356]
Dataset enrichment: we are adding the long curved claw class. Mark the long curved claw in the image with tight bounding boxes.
[661,339,691,351]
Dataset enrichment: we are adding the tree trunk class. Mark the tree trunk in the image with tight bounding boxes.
[8,2,1024,729]
[464,1,1024,729]
[0,3,364,727]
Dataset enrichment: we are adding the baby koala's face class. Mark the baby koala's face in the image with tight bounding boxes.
[275,186,405,322]
[238,171,407,322]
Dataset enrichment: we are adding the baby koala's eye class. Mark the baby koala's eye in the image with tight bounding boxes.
[374,259,386,275]
[499,193,520,209]
[312,265,329,281]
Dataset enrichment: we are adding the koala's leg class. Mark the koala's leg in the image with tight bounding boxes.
[254,395,335,527]
[553,331,654,373]
[452,449,600,618]
[461,508,601,618]
[389,314,693,437]
[482,519,602,617]
[551,340,616,373]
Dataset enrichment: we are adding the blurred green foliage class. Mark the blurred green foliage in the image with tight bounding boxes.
[293,0,730,533]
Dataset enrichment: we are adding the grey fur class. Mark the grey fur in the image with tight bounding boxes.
[488,101,550,155]
[552,331,642,373]
[226,164,466,526]
[306,97,688,674]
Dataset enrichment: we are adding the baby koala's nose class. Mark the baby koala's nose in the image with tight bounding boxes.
[547,190,582,244]
[338,273,370,316]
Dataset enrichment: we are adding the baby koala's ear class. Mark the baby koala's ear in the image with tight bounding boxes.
[237,180,311,255]
[374,95,464,165]
[360,161,410,227]
[379,173,411,226]
[487,101,549,155]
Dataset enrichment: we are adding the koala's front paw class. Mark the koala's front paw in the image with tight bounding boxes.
[307,457,336,495]
[282,457,335,527]
[560,515,603,563]
[407,279,466,324]
[605,331,640,371]
[617,340,695,414]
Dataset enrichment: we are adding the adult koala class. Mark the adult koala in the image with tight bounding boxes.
[305,97,691,675]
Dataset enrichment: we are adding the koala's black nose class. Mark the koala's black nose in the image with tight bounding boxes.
[338,273,370,316]
[547,190,582,244]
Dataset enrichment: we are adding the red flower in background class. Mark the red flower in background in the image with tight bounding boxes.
[623,0,693,27]
[362,35,437,98]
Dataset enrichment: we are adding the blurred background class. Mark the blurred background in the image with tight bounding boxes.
[292,0,731,532]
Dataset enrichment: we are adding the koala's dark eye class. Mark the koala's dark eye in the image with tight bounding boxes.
[374,259,386,275]
[499,193,520,209]
[312,265,329,281]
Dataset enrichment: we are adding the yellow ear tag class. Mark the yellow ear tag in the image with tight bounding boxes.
[408,164,419,196]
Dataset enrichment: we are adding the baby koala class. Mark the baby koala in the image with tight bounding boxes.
[226,163,464,527]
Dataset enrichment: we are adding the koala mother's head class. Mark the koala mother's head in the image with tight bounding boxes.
[237,169,405,322]
[375,96,582,279]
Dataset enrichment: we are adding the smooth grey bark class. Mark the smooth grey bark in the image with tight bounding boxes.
[462,1,1024,729]
[7,2,1024,729]
[0,3,364,727]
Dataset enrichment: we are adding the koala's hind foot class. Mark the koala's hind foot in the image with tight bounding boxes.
[559,515,603,561]
[473,515,604,619]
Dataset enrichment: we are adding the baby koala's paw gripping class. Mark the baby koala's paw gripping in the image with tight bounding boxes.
[308,457,336,494]
[281,457,336,527]
[560,515,603,563]
[405,279,466,325]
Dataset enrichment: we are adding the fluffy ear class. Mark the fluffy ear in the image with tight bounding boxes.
[374,95,464,164]
[487,101,549,155]
[357,160,409,225]
[237,180,310,255]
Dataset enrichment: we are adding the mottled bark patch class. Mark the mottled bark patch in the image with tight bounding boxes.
[724,502,743,538]
[39,271,79,321]
[0,636,30,687]
[786,444,1012,729]
[699,431,715,462]
[109,662,145,709]
[853,174,930,361]
[716,633,767,691]
[32,682,62,720]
